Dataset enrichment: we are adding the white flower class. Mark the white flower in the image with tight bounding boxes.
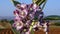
[33,4,37,9]
[16,25,22,30]
[21,4,26,8]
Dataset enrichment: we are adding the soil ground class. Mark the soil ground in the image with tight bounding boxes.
[34,26,60,34]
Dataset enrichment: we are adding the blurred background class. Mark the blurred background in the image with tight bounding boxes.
[0,0,60,34]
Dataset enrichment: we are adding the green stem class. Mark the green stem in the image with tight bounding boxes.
[29,20,35,34]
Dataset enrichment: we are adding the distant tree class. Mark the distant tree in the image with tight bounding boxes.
[43,15,60,20]
[9,20,14,25]
[0,19,9,23]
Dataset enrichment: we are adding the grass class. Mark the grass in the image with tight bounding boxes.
[50,26,60,28]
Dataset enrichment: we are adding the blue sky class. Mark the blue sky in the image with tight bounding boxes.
[0,0,60,16]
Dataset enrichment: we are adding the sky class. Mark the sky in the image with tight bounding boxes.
[0,0,60,16]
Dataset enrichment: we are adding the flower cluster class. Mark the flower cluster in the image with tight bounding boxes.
[12,3,44,34]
